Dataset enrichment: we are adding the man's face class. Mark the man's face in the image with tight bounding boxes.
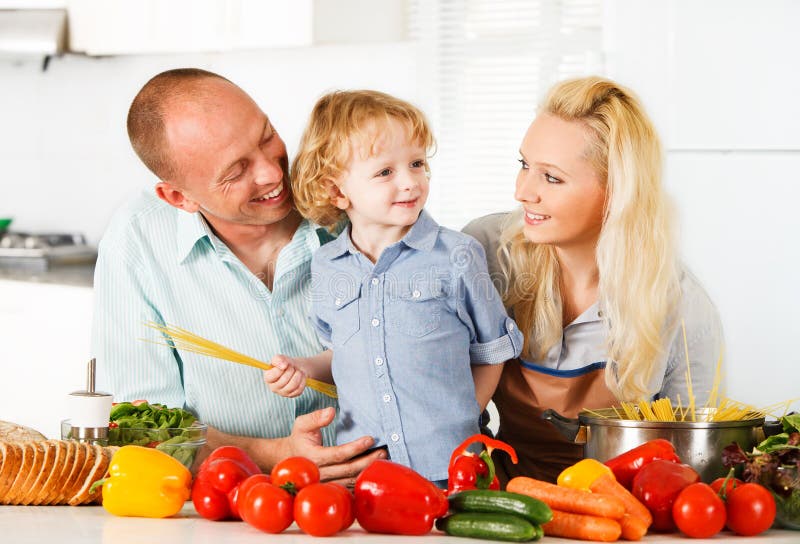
[162,79,293,228]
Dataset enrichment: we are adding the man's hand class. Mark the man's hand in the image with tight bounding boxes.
[278,407,387,487]
[264,354,307,398]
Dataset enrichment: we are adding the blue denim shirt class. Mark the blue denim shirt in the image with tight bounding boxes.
[310,210,523,480]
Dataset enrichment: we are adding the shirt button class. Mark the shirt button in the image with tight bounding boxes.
[375,357,384,366]
[598,310,604,317]
[508,322,515,330]
[390,433,400,442]
[371,277,379,286]
[383,394,391,403]
[335,298,342,306]
[275,307,284,317]
[412,289,421,298]
[371,318,380,327]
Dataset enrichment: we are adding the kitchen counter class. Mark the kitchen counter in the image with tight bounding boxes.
[0,504,797,544]
[0,262,94,287]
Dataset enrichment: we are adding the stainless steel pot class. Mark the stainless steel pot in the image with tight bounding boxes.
[543,408,764,482]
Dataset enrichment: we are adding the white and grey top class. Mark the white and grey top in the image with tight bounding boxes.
[463,212,724,404]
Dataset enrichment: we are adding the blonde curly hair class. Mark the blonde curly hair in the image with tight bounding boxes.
[291,90,436,228]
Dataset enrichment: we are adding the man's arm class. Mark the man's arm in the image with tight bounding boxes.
[92,233,185,407]
[200,407,386,486]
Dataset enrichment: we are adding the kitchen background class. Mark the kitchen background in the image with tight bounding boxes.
[1,0,798,439]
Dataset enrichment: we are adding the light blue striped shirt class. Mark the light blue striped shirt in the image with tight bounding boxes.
[92,192,337,444]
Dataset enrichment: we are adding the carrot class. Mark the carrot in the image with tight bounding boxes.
[619,514,649,541]
[589,474,653,526]
[542,509,622,542]
[507,476,625,520]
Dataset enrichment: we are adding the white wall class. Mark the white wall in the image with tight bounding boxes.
[605,0,800,409]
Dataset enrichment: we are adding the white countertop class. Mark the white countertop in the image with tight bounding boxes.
[0,503,798,544]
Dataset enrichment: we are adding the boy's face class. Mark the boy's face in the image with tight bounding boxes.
[334,118,430,239]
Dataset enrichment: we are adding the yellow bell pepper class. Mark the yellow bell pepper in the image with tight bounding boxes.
[99,445,192,518]
[557,458,614,491]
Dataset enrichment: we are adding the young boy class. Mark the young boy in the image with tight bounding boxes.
[264,90,522,484]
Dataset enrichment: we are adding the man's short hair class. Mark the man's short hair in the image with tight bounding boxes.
[127,68,231,180]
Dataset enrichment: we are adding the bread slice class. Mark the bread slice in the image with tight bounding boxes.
[44,439,74,505]
[23,440,58,505]
[4,442,39,504]
[54,440,87,505]
[68,444,110,506]
[0,421,46,442]
[33,439,65,505]
[64,442,96,505]
[0,442,22,503]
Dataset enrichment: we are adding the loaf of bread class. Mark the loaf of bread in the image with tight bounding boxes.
[0,421,47,442]
[0,440,117,506]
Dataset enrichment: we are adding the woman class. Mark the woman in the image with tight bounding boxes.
[464,76,723,483]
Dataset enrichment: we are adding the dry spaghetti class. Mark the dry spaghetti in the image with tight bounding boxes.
[142,322,338,398]
[585,321,796,422]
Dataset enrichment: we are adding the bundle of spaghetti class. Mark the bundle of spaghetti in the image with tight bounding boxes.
[142,322,338,398]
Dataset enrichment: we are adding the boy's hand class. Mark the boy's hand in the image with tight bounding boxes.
[264,354,307,397]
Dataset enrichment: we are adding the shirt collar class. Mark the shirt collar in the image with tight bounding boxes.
[176,210,214,264]
[324,209,439,260]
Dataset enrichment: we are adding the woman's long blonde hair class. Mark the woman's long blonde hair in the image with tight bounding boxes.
[499,76,680,401]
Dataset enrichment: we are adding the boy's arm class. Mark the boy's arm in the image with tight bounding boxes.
[471,362,505,411]
[265,350,334,398]
[293,350,334,383]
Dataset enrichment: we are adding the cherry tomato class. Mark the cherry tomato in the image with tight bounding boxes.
[672,482,727,538]
[239,481,294,534]
[725,483,776,536]
[191,479,231,521]
[710,476,743,497]
[229,473,271,519]
[271,456,320,492]
[199,445,261,475]
[294,482,351,537]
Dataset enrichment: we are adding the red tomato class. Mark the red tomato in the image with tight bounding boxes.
[239,481,294,534]
[200,458,253,494]
[191,479,231,521]
[199,446,261,475]
[672,483,727,538]
[229,473,271,519]
[710,476,743,496]
[294,482,351,537]
[725,483,776,536]
[271,456,320,492]
[327,483,355,531]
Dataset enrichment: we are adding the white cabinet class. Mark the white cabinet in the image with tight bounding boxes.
[0,280,93,439]
[67,0,312,55]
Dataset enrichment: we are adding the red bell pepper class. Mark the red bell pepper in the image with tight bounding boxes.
[447,434,518,494]
[354,459,449,535]
[631,459,700,532]
[191,446,262,521]
[604,438,681,490]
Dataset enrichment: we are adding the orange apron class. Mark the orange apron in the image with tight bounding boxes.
[492,358,618,485]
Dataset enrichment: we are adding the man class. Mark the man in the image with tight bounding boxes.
[93,68,384,483]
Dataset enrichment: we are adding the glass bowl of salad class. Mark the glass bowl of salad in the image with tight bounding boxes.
[63,400,207,469]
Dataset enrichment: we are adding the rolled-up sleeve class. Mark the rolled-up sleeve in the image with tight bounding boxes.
[456,239,524,364]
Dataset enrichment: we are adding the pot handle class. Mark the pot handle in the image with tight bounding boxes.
[542,409,586,444]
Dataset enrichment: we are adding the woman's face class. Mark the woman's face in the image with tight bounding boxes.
[515,113,606,249]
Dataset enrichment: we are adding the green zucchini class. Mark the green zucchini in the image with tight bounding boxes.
[448,489,553,525]
[436,512,541,542]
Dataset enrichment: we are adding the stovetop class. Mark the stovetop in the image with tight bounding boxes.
[0,231,97,268]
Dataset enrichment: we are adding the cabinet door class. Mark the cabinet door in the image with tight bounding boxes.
[0,280,93,439]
